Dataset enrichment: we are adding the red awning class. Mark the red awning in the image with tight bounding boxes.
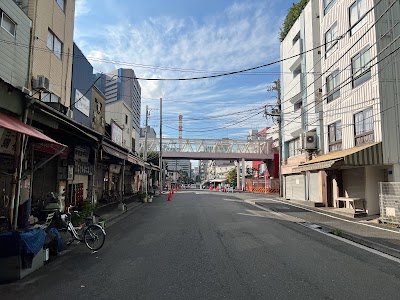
[0,112,62,145]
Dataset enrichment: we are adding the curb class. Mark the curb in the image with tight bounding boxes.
[104,202,143,226]
[319,224,400,260]
[254,200,400,260]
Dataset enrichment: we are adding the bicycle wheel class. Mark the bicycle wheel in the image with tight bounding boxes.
[84,224,106,251]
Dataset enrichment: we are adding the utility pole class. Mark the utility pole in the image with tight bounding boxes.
[266,79,283,197]
[143,105,149,195]
[159,98,163,194]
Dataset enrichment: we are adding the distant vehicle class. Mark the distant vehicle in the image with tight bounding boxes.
[190,184,196,188]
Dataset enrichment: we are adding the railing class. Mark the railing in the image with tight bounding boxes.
[140,138,273,155]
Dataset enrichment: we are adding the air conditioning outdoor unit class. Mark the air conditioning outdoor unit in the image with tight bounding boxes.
[33,75,50,90]
[301,131,317,150]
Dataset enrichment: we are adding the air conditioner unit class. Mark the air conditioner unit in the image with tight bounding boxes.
[302,131,317,150]
[33,75,50,90]
[19,86,32,96]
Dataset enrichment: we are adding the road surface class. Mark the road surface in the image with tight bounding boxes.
[1,191,400,299]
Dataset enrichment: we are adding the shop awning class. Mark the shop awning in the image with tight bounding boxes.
[128,153,145,166]
[102,141,128,160]
[210,178,227,183]
[293,142,383,172]
[0,112,63,145]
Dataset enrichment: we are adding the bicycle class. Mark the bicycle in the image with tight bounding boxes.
[59,206,106,251]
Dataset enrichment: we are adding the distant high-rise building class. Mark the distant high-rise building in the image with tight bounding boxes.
[95,68,141,132]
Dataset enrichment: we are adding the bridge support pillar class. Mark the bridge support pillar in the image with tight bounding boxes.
[241,158,246,191]
[236,160,240,190]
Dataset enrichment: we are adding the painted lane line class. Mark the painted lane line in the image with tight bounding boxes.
[237,212,265,218]
[298,223,400,264]
[268,198,400,234]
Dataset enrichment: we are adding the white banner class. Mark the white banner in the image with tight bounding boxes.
[111,121,123,146]
[75,89,90,117]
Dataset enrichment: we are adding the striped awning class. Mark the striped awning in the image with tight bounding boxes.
[293,142,383,172]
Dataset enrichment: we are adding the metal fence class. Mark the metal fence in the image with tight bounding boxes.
[379,182,400,224]
[246,178,279,194]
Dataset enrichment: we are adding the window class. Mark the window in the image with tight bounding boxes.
[354,108,374,146]
[47,30,62,59]
[287,138,301,158]
[351,48,371,87]
[125,114,128,124]
[1,12,16,37]
[42,92,60,103]
[292,32,300,45]
[294,100,302,112]
[349,0,367,35]
[324,0,337,14]
[326,70,340,102]
[56,0,65,11]
[293,65,301,78]
[328,121,342,152]
[325,22,338,57]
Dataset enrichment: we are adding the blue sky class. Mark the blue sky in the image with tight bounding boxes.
[74,0,294,140]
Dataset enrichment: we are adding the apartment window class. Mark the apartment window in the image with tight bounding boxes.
[292,32,300,45]
[47,30,62,59]
[293,65,301,78]
[326,70,340,102]
[42,92,60,103]
[354,108,374,146]
[351,48,371,87]
[349,0,367,35]
[294,100,302,112]
[328,121,342,152]
[324,0,337,14]
[287,138,301,158]
[325,22,338,57]
[1,12,16,37]
[125,114,128,124]
[56,0,65,11]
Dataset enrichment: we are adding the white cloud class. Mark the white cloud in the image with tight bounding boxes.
[75,1,281,138]
[75,0,91,17]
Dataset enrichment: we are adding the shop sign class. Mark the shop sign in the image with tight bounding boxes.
[75,89,90,117]
[67,165,74,180]
[109,164,121,174]
[111,121,123,146]
[74,146,90,162]
[74,161,93,175]
[0,128,16,155]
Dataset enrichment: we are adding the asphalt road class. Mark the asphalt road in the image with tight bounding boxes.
[1,191,400,300]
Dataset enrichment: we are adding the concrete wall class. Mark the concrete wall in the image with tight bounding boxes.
[71,43,93,127]
[105,100,133,151]
[365,166,384,215]
[343,168,366,199]
[91,86,106,134]
[0,0,31,89]
[375,0,400,164]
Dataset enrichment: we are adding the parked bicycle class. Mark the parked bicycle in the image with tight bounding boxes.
[59,206,106,251]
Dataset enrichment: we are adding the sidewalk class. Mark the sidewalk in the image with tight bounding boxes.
[253,197,400,259]
[94,194,144,226]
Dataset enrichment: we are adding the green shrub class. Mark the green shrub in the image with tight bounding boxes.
[279,0,310,42]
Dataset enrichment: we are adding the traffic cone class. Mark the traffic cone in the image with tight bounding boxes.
[168,191,171,201]
[172,189,174,194]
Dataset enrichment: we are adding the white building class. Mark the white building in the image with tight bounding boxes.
[280,0,323,204]
[284,0,400,217]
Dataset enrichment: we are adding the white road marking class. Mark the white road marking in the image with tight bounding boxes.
[267,198,400,235]
[237,212,265,218]
[298,223,400,264]
[222,198,243,202]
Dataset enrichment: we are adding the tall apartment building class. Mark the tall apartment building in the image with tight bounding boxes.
[17,0,75,110]
[281,0,400,217]
[165,159,191,174]
[280,0,323,203]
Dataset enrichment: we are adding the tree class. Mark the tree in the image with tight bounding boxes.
[140,151,159,165]
[226,168,237,185]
